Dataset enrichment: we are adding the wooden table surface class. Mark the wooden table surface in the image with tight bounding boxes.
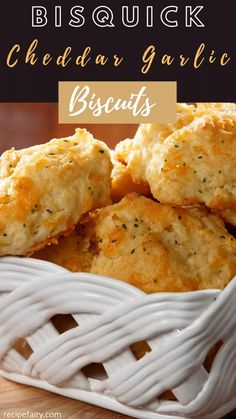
[0,377,131,419]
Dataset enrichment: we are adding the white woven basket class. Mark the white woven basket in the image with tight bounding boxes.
[0,257,236,419]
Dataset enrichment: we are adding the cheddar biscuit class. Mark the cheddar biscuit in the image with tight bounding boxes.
[34,193,236,293]
[115,103,236,210]
[0,129,112,256]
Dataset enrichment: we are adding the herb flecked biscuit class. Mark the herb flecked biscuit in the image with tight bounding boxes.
[115,103,236,210]
[34,193,236,293]
[0,129,112,256]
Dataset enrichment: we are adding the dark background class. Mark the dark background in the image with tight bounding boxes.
[0,0,235,102]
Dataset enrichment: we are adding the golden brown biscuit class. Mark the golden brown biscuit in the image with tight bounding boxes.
[115,104,197,183]
[0,129,112,256]
[34,193,236,293]
[115,103,236,210]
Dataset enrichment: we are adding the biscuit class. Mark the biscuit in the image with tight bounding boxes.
[34,193,236,293]
[115,103,236,210]
[0,129,112,256]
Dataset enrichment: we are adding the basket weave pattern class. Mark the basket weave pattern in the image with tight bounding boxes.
[0,257,236,419]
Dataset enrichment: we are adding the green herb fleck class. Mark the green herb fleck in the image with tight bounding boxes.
[220,235,226,239]
[122,224,127,230]
[131,248,136,254]
[134,223,139,227]
[198,156,203,159]
[202,178,207,182]
[174,144,179,148]
[46,209,53,214]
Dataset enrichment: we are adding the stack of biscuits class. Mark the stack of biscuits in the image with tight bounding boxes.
[1,103,236,294]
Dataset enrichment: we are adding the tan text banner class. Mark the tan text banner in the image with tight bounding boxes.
[58,81,176,124]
